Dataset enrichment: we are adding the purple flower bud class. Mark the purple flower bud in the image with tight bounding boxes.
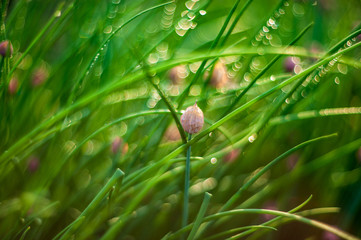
[322,228,340,240]
[223,149,240,163]
[357,147,361,164]
[0,40,13,57]
[210,62,228,88]
[287,154,299,170]
[260,201,277,221]
[168,65,187,85]
[8,78,19,95]
[111,137,128,155]
[111,137,122,154]
[32,68,49,87]
[164,125,181,142]
[181,103,204,134]
[28,156,39,173]
[283,57,296,73]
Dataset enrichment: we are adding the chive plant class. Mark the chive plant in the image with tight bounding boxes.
[0,0,361,239]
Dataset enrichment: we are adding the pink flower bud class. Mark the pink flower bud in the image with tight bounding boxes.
[168,65,187,85]
[283,57,296,73]
[28,156,39,173]
[164,125,181,141]
[111,137,128,155]
[111,137,122,154]
[223,149,240,163]
[8,78,19,95]
[0,40,13,57]
[286,153,299,170]
[32,68,49,87]
[260,201,277,221]
[357,147,361,164]
[181,103,204,134]
[210,62,228,88]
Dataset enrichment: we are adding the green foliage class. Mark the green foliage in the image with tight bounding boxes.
[1,0,361,239]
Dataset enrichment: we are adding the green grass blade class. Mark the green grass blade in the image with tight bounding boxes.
[222,22,313,117]
[220,133,337,211]
[270,107,361,125]
[8,2,70,77]
[57,169,124,240]
[187,192,212,240]
[67,1,174,104]
[19,226,30,240]
[203,225,276,240]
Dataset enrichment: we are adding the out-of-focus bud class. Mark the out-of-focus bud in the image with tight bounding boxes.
[322,227,340,240]
[111,137,122,154]
[260,201,277,221]
[28,156,39,173]
[8,77,19,95]
[181,103,204,134]
[122,142,129,155]
[32,67,49,87]
[168,65,188,85]
[0,40,13,57]
[111,136,128,155]
[210,62,228,88]
[223,149,240,163]
[164,125,181,142]
[283,57,296,73]
[286,153,299,170]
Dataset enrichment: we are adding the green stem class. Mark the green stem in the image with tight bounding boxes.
[182,134,192,237]
[187,192,212,240]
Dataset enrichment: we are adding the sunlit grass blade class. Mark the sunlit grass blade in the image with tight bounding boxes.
[196,134,337,237]
[176,0,244,108]
[221,133,337,211]
[222,22,313,117]
[67,1,175,104]
[270,107,361,125]
[234,196,313,239]
[19,226,30,240]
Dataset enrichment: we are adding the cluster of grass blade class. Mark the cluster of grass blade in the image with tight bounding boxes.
[1,0,361,239]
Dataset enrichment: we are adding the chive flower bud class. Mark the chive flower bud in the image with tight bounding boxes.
[210,62,228,88]
[181,103,204,134]
[0,40,13,57]
[8,77,19,95]
[169,65,187,85]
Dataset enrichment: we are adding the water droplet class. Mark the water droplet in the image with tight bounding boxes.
[199,10,207,15]
[337,63,348,74]
[165,3,176,12]
[185,1,195,10]
[248,134,257,143]
[334,77,340,85]
[210,157,217,164]
[54,10,61,17]
[103,25,112,34]
[181,10,189,17]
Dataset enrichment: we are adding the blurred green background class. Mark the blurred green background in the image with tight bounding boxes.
[1,0,361,239]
